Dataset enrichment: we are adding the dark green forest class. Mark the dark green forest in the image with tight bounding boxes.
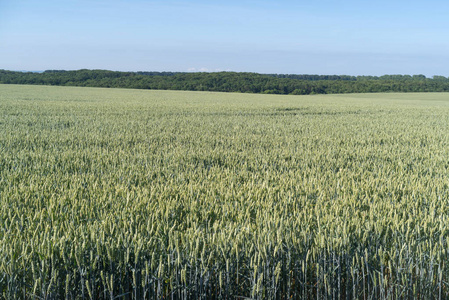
[1,69,449,95]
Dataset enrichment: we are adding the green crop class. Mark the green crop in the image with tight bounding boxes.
[1,84,449,299]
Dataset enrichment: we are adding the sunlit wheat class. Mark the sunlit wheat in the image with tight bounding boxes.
[1,84,449,299]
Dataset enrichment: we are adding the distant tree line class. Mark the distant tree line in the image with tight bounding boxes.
[1,69,449,95]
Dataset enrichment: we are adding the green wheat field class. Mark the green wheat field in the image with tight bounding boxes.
[2,84,449,299]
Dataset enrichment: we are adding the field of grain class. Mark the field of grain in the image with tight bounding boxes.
[1,84,449,299]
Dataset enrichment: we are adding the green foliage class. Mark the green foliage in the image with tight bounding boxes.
[1,69,449,95]
[1,85,449,298]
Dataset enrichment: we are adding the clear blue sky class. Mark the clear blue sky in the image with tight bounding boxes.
[1,0,449,76]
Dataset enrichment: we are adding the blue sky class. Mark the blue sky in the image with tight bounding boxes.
[1,0,449,76]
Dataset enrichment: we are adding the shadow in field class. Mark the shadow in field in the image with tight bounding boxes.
[266,107,364,117]
[154,107,368,118]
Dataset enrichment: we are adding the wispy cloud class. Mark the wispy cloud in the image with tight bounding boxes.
[187,67,232,72]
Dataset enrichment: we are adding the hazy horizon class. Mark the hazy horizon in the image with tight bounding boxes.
[3,69,445,79]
